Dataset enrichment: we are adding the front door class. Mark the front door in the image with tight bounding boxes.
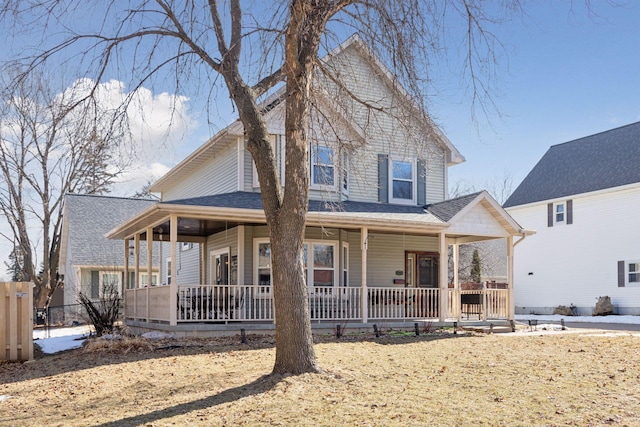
[211,249,230,286]
[406,252,439,318]
[406,252,438,288]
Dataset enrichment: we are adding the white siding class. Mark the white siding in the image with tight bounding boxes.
[508,185,640,315]
[163,138,238,201]
[447,203,510,237]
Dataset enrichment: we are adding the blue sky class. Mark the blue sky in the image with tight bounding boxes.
[436,1,640,195]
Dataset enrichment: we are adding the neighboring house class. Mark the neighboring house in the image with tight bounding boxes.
[504,122,640,315]
[59,194,161,314]
[106,35,529,333]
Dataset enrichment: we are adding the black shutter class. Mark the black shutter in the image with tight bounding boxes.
[90,270,100,299]
[618,261,626,287]
[417,159,426,205]
[378,154,388,203]
[547,203,554,227]
[566,199,573,224]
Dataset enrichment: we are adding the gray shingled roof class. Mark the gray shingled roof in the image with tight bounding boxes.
[164,191,428,214]
[64,194,158,266]
[425,192,482,222]
[504,122,640,208]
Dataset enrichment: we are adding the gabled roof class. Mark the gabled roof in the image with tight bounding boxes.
[425,192,483,222]
[59,194,158,273]
[149,34,464,193]
[504,121,640,208]
[427,191,530,239]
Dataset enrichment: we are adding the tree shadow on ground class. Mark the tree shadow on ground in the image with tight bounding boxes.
[0,329,474,385]
[92,373,281,427]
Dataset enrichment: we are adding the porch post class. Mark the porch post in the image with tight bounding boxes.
[133,233,140,320]
[361,227,368,323]
[123,239,129,291]
[146,226,153,322]
[201,240,208,285]
[453,241,461,322]
[438,232,448,322]
[507,235,515,320]
[169,215,178,325]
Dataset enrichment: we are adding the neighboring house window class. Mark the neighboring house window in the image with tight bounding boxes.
[166,257,172,285]
[181,242,194,251]
[618,260,640,287]
[254,238,339,292]
[555,203,565,223]
[389,158,416,204]
[547,200,573,227]
[629,263,640,284]
[342,242,349,287]
[99,271,121,296]
[311,145,335,188]
[141,273,158,287]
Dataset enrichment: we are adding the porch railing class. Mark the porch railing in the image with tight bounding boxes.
[368,287,439,320]
[125,285,509,324]
[447,289,509,320]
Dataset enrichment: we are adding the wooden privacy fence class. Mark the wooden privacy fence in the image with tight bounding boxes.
[1,282,33,361]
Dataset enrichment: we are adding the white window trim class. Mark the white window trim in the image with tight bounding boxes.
[304,240,338,292]
[389,157,417,205]
[181,242,194,251]
[555,202,565,224]
[342,242,349,287]
[310,145,337,191]
[627,260,640,287]
[253,238,340,293]
[165,257,172,285]
[140,272,159,287]
[253,238,272,293]
[210,247,231,286]
[341,152,349,196]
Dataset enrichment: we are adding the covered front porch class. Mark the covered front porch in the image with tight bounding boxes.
[107,191,530,335]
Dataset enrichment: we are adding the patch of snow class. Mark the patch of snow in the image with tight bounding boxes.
[515,314,640,324]
[0,395,13,402]
[33,325,92,354]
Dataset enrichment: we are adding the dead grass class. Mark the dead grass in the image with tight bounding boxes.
[1,328,640,426]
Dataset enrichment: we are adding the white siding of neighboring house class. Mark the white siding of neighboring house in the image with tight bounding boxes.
[508,184,640,315]
[162,138,238,201]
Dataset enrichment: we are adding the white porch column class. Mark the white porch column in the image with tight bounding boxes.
[237,225,245,286]
[438,232,448,322]
[201,240,208,284]
[169,215,178,325]
[453,242,461,322]
[361,227,368,323]
[146,227,153,322]
[133,233,140,320]
[123,239,129,291]
[507,235,515,320]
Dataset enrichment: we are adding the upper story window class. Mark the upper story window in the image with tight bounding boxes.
[389,158,416,204]
[555,203,565,223]
[547,200,573,227]
[311,146,335,188]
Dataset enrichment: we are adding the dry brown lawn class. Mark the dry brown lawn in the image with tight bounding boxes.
[1,327,639,426]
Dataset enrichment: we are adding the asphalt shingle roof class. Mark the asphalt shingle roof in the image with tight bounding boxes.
[65,194,158,266]
[164,191,429,214]
[425,192,482,222]
[504,122,640,208]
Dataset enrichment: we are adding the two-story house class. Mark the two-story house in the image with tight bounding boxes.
[106,35,530,335]
[505,122,640,315]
